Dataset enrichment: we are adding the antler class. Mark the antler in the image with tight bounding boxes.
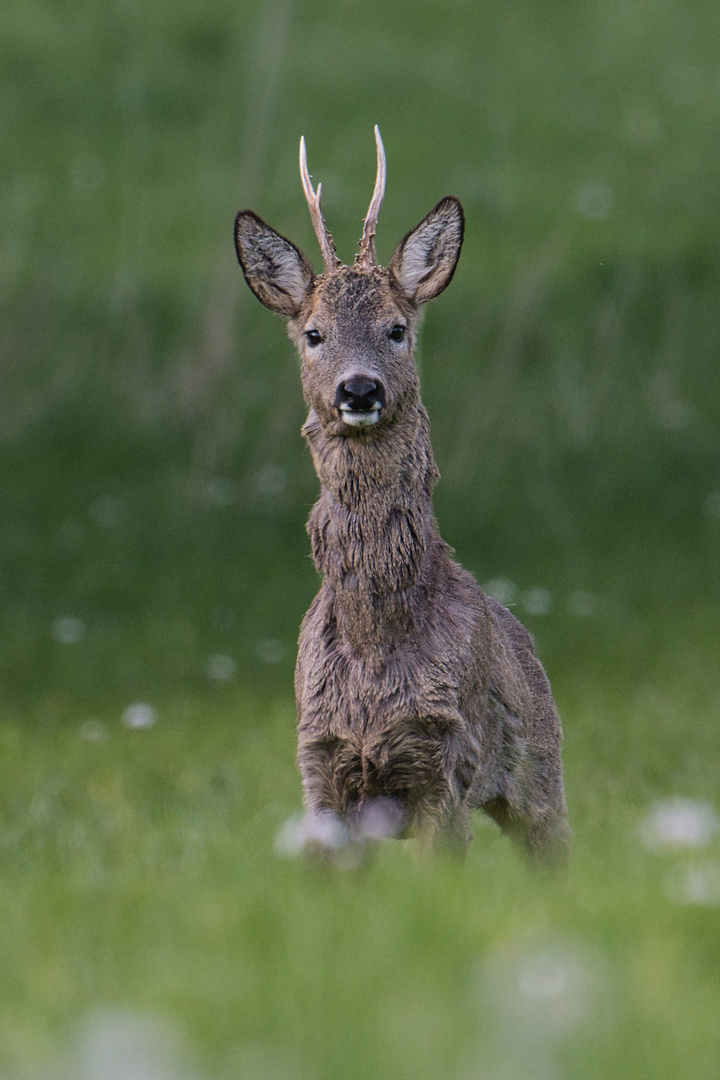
[299,136,342,274]
[357,125,386,269]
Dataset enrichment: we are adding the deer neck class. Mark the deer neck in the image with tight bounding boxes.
[303,404,442,649]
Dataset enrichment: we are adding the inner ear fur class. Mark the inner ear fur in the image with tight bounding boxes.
[388,196,464,305]
[234,210,315,316]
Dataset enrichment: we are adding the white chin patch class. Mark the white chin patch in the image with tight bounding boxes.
[339,408,381,428]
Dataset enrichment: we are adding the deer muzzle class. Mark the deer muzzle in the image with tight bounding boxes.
[334,377,386,428]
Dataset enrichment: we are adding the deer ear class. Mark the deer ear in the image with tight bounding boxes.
[234,210,315,316]
[388,196,464,304]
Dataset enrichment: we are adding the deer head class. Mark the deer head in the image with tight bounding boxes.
[234,128,464,435]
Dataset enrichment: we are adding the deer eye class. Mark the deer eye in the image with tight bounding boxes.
[305,329,323,347]
[389,324,406,342]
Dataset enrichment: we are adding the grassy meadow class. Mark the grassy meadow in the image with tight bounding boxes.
[1,0,720,1076]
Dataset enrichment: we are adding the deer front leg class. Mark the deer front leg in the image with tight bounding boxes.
[297,733,364,819]
[482,795,570,869]
[412,803,472,860]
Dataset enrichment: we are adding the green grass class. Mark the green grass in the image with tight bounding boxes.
[2,0,720,1074]
[2,669,720,1078]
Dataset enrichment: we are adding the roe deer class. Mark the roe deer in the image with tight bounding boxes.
[234,128,570,863]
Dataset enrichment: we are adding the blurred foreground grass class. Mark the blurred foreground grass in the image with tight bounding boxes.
[1,0,720,1075]
[2,676,720,1079]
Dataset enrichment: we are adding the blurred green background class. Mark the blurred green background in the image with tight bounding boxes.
[1,0,720,1076]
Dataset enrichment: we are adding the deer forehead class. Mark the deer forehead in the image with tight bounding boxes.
[294,267,415,335]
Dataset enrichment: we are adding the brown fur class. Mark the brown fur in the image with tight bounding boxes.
[234,169,569,863]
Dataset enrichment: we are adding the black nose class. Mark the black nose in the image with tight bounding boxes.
[334,377,386,413]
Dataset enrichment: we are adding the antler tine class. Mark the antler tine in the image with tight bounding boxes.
[357,125,387,269]
[299,136,341,274]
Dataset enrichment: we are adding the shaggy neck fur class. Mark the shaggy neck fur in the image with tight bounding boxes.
[303,404,448,652]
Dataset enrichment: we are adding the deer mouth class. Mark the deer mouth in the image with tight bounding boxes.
[338,403,382,427]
